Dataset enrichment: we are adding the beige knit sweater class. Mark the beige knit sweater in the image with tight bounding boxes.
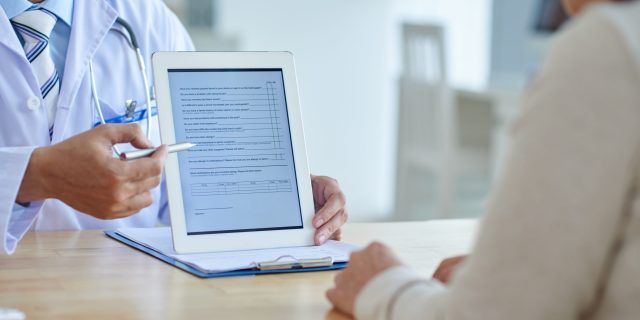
[356,2,640,319]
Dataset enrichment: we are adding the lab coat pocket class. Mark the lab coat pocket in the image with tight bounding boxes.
[93,99,160,154]
[94,98,126,122]
[116,101,160,154]
[138,110,161,146]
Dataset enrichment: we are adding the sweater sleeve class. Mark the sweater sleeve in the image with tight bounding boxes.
[355,266,446,320]
[355,6,640,320]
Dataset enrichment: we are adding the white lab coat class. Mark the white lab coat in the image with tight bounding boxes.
[0,0,194,254]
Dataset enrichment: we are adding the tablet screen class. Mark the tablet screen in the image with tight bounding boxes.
[167,69,304,235]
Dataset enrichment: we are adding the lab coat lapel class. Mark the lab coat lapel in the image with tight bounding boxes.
[53,0,118,141]
[0,7,39,94]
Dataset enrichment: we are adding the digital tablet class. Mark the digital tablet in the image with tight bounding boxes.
[152,52,315,254]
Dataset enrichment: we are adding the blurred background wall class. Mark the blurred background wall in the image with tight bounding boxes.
[163,0,567,222]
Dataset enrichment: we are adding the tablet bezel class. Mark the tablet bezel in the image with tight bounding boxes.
[152,51,315,254]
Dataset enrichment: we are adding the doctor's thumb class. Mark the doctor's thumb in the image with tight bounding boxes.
[151,144,169,161]
[100,123,153,149]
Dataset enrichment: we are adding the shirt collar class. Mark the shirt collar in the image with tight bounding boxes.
[0,0,74,26]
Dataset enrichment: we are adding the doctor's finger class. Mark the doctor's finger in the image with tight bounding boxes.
[100,123,153,149]
[313,192,347,228]
[124,159,163,181]
[115,191,154,218]
[315,209,347,245]
[330,228,342,241]
[124,146,168,180]
[127,175,162,196]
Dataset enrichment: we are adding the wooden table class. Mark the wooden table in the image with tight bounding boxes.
[0,220,476,319]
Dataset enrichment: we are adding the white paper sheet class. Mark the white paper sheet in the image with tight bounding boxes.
[116,227,359,274]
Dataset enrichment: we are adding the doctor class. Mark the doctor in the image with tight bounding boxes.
[0,0,348,255]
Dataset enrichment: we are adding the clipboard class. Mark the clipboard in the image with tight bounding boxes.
[105,230,349,278]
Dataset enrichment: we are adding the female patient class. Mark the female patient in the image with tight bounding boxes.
[328,0,640,319]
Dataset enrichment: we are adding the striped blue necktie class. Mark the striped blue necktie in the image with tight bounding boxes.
[11,9,60,137]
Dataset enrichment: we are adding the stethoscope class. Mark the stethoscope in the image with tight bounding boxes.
[87,17,153,156]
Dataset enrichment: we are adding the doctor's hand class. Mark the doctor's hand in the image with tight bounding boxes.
[17,124,167,220]
[311,175,348,245]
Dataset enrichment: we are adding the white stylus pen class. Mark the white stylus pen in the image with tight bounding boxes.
[120,142,196,160]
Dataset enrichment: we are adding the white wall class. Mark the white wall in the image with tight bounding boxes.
[215,0,492,221]
[217,0,397,221]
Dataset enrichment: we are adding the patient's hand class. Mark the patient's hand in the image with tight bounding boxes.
[432,255,468,284]
[326,242,403,317]
[311,175,348,245]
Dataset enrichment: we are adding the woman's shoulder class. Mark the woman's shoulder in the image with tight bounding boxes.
[585,0,640,26]
[542,1,640,80]
[512,1,640,134]
[583,1,640,40]
[565,2,640,65]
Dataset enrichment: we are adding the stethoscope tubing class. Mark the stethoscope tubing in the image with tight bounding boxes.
[88,17,153,157]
